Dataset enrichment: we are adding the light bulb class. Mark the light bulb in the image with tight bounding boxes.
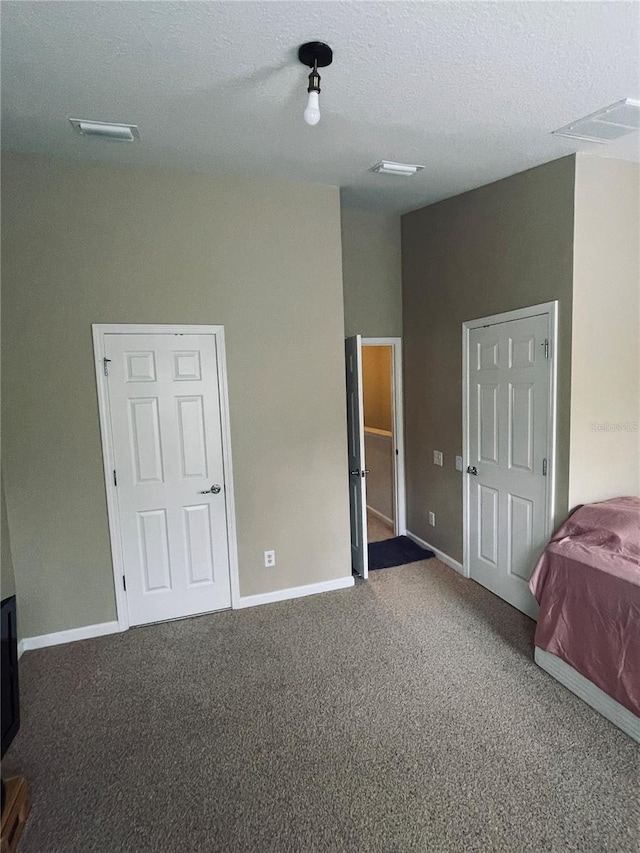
[304,91,321,126]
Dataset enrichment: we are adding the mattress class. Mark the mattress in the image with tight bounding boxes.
[529,497,640,720]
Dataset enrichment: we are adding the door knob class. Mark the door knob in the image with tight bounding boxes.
[200,484,222,494]
[467,466,478,476]
[350,469,360,476]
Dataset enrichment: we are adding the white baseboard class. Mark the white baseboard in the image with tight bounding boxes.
[237,575,355,609]
[405,530,466,576]
[366,505,394,528]
[18,577,356,652]
[18,577,357,651]
[20,620,121,654]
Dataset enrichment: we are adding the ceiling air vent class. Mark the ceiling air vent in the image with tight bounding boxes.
[552,99,640,143]
[69,119,139,141]
[371,160,424,177]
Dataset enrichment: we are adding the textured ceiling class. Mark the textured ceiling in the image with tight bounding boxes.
[2,1,639,213]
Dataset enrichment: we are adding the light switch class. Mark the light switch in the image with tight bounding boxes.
[433,450,443,466]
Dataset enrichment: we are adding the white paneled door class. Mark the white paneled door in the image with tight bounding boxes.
[345,335,368,578]
[467,312,552,618]
[103,333,232,626]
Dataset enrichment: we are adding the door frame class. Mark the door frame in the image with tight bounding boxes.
[461,302,558,580]
[92,323,241,631]
[361,337,406,536]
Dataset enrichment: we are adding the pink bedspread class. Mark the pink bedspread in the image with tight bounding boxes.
[529,497,640,717]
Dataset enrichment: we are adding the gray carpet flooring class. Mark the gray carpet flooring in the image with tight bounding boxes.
[4,559,639,852]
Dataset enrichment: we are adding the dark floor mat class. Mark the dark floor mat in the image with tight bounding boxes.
[368,535,434,570]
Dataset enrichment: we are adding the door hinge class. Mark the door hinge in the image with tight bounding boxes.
[103,357,112,376]
[122,575,126,591]
[543,339,549,359]
[542,458,548,476]
[113,469,117,486]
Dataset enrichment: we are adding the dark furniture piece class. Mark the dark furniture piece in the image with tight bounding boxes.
[1,595,20,759]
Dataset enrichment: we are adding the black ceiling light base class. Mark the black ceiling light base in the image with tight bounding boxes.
[298,42,333,69]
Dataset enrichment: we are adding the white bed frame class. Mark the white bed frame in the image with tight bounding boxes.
[535,647,640,744]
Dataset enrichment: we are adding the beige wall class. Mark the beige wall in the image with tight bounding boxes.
[569,155,640,506]
[362,346,393,433]
[341,208,402,337]
[2,153,351,638]
[402,157,575,562]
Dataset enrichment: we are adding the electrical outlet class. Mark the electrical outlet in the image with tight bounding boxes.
[433,450,443,466]
[455,456,463,472]
[428,511,436,527]
[264,549,276,568]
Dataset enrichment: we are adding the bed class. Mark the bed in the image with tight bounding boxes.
[529,496,640,742]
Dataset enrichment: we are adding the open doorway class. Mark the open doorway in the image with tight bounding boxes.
[346,335,406,577]
[346,332,432,577]
[361,338,405,542]
[362,344,396,545]
[345,335,406,578]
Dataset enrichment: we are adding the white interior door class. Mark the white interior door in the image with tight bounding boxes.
[467,313,551,618]
[105,333,231,626]
[346,335,368,578]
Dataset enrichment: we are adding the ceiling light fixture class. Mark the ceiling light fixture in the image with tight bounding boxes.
[552,99,640,143]
[372,161,425,177]
[298,42,333,126]
[69,118,139,141]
